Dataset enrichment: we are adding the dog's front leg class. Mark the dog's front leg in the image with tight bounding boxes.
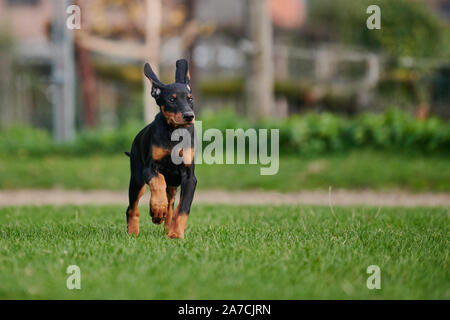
[164,186,177,231]
[168,171,197,239]
[148,172,168,224]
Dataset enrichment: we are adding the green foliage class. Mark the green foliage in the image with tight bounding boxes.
[0,121,142,157]
[374,0,446,58]
[200,78,311,103]
[74,121,142,155]
[0,125,58,156]
[309,0,449,59]
[0,108,448,157]
[200,108,450,155]
[200,77,244,97]
[0,32,13,50]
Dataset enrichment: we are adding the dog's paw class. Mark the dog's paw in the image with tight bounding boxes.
[168,229,184,239]
[167,213,188,239]
[127,217,139,235]
[150,201,168,224]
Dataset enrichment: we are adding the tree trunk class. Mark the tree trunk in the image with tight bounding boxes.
[76,43,97,128]
[51,0,76,142]
[246,0,274,118]
[186,0,200,111]
[144,0,162,124]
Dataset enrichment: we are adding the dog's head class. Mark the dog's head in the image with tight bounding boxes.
[144,59,195,128]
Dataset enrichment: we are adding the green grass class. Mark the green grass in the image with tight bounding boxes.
[0,205,448,299]
[0,150,449,192]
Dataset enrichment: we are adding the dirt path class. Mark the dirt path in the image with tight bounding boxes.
[0,189,449,207]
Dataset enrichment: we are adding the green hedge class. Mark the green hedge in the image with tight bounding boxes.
[0,108,448,157]
[0,122,141,157]
[200,108,450,155]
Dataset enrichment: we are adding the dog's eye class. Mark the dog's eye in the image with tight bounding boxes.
[169,97,175,103]
[188,96,194,102]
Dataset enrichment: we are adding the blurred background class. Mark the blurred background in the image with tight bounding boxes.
[0,0,449,194]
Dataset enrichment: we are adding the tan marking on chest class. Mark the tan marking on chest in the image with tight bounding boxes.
[178,148,195,166]
[152,146,171,161]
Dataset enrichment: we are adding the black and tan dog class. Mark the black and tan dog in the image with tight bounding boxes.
[125,59,197,239]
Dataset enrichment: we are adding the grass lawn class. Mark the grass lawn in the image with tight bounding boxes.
[0,204,448,299]
[0,150,449,192]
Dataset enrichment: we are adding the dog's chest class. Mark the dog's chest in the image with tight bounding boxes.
[151,143,195,166]
[152,145,172,162]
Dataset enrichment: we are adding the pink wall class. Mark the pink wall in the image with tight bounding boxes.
[0,0,52,41]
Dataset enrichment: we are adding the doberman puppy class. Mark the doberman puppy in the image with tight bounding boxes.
[125,59,197,239]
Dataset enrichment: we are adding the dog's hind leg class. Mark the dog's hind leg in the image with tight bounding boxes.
[168,173,197,239]
[126,177,146,235]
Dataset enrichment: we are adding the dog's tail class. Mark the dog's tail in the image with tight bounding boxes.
[124,152,131,157]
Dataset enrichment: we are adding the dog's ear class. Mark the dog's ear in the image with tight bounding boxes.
[175,59,190,84]
[144,63,165,98]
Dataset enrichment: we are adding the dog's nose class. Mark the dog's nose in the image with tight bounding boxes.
[183,112,195,122]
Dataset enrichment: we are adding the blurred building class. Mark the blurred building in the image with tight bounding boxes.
[0,0,448,131]
[0,0,51,62]
[0,0,307,129]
